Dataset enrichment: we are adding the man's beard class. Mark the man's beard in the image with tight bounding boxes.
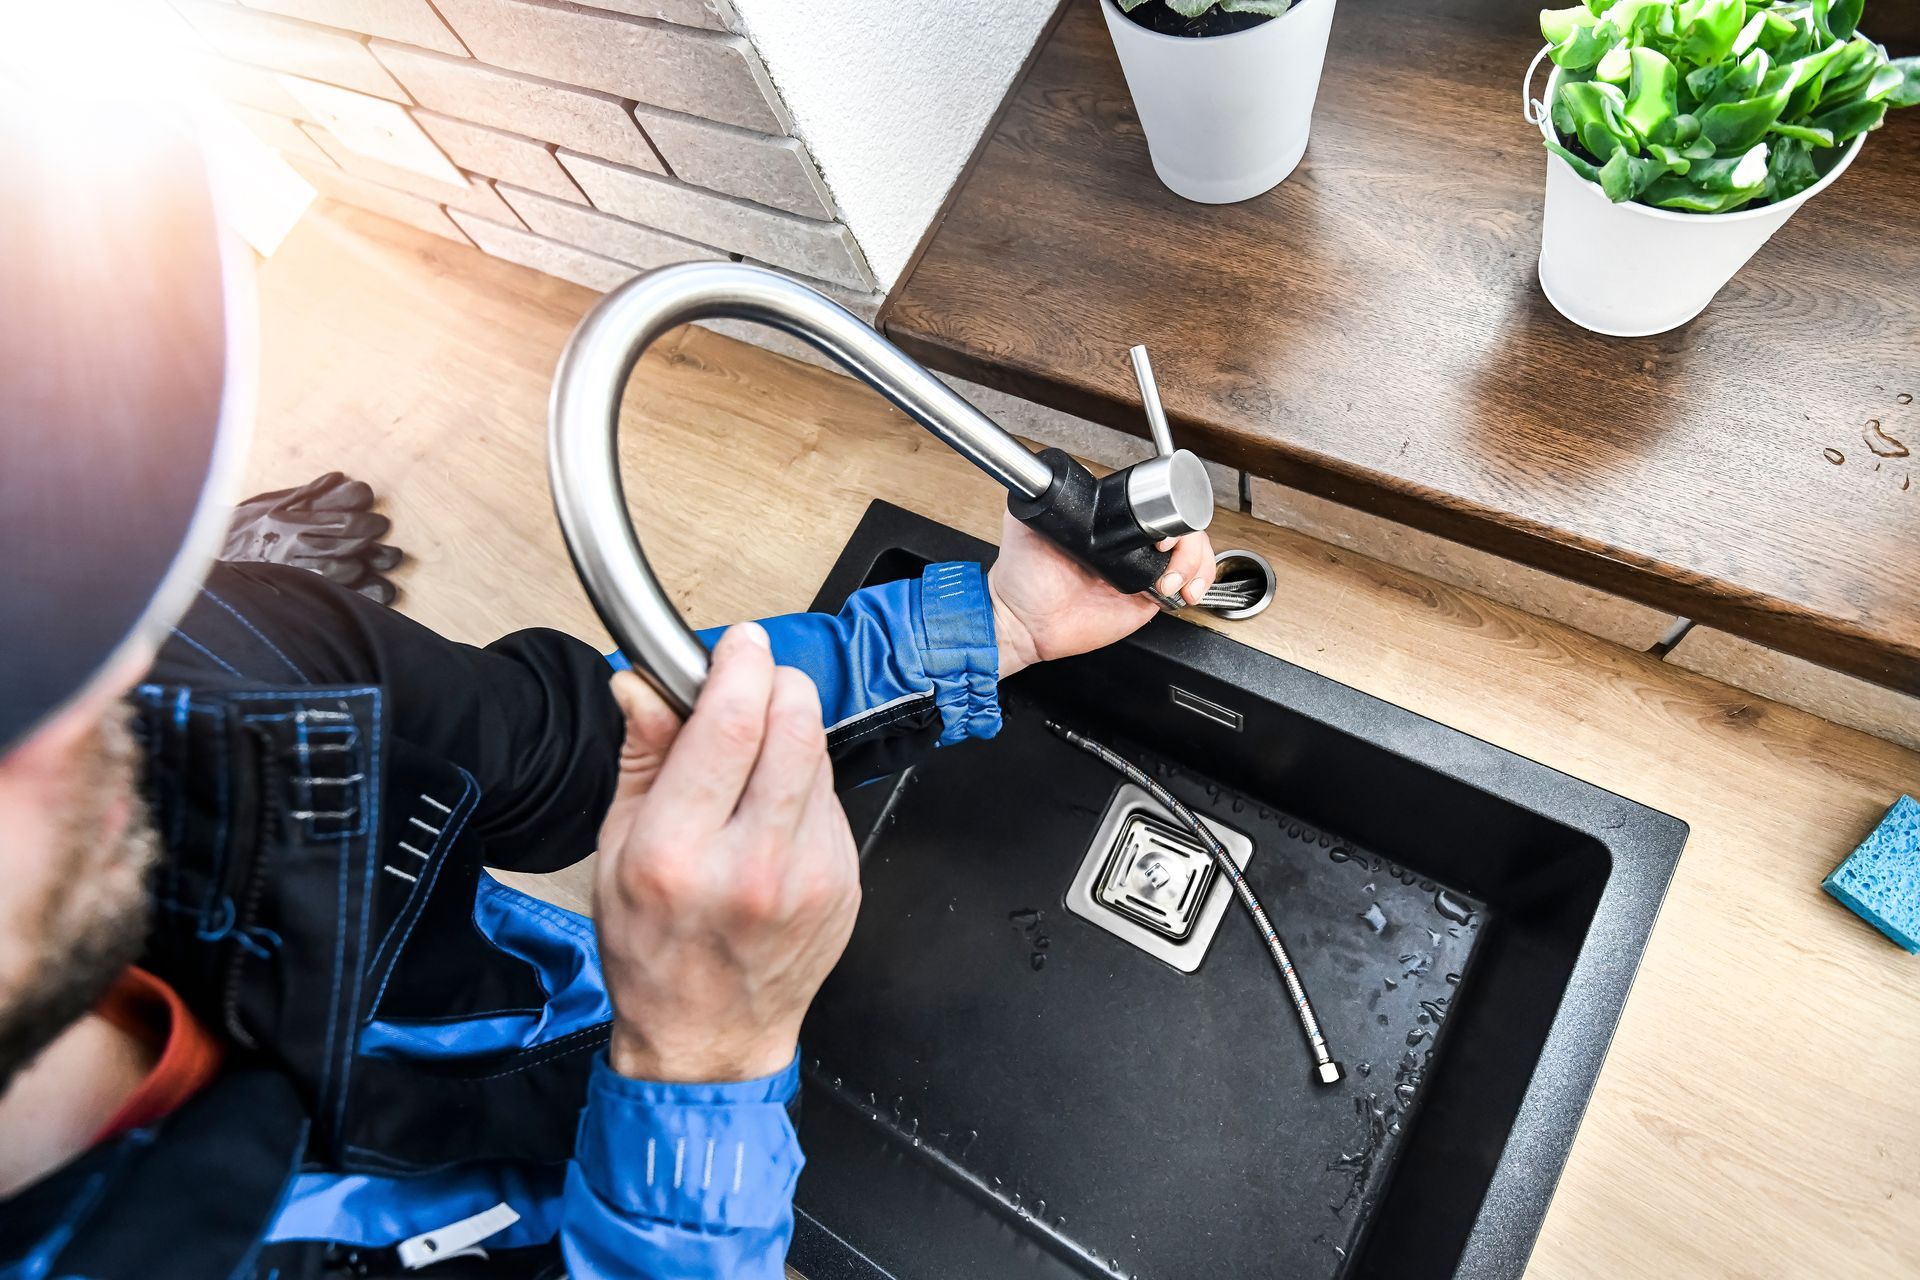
[0,704,158,1094]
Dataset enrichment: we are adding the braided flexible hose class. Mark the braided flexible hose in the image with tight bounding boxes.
[1048,720,1342,1084]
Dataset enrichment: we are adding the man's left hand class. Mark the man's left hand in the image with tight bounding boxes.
[989,511,1216,679]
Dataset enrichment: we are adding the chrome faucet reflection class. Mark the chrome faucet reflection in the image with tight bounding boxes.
[549,261,1212,715]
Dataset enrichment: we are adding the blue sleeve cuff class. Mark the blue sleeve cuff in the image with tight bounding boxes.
[607,560,1003,750]
[916,562,1000,747]
[573,1051,803,1231]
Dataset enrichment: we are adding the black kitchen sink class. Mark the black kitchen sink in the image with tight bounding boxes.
[790,502,1688,1280]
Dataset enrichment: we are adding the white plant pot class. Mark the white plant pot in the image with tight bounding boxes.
[1527,52,1866,336]
[1099,0,1338,204]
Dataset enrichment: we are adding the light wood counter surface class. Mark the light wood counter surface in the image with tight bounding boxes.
[248,203,1920,1278]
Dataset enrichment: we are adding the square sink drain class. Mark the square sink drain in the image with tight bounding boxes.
[1066,781,1253,972]
[1096,812,1215,939]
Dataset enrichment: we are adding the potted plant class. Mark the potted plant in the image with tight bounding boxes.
[1526,0,1918,335]
[1101,0,1341,203]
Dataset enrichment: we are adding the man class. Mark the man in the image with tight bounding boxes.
[0,111,1216,1275]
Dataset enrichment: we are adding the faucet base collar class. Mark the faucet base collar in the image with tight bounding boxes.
[1007,448,1173,596]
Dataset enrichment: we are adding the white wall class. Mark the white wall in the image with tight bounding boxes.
[730,0,1058,291]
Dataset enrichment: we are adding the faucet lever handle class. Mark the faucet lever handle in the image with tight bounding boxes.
[1128,344,1176,458]
[1120,344,1213,542]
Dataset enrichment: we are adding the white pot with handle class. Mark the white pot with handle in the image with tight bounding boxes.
[1526,47,1866,337]
[1099,0,1339,204]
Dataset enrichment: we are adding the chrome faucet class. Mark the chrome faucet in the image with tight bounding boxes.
[549,261,1213,715]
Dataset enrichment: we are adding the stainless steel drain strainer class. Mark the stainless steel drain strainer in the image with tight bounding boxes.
[1066,781,1254,973]
[1096,813,1216,940]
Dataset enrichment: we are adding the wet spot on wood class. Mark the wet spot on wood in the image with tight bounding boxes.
[1863,420,1909,459]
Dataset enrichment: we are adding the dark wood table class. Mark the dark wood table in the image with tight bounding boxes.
[883,0,1920,693]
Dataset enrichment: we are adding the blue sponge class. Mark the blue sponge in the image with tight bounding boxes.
[1824,794,1920,954]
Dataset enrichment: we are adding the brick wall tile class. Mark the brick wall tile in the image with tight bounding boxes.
[289,155,473,242]
[176,0,408,101]
[189,54,314,116]
[744,261,883,322]
[231,102,336,164]
[306,126,524,226]
[496,185,725,269]
[1248,478,1680,650]
[558,151,873,290]
[563,0,737,32]
[449,211,639,291]
[415,111,586,203]
[237,0,469,55]
[1666,628,1920,753]
[699,273,880,370]
[371,40,664,174]
[282,76,463,183]
[631,104,832,219]
[431,0,786,133]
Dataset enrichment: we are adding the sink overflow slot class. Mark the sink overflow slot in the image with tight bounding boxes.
[1170,685,1243,731]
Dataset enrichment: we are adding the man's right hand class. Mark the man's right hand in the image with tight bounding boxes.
[592,623,860,1084]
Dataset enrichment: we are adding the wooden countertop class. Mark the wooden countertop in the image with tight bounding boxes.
[253,203,1920,1277]
[883,0,1920,694]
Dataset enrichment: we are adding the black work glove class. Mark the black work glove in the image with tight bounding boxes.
[224,472,405,605]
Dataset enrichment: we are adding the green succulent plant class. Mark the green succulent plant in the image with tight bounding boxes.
[1117,0,1296,20]
[1538,0,1919,212]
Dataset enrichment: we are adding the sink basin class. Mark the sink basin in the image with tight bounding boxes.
[790,502,1688,1280]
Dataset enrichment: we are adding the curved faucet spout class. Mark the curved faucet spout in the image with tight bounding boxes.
[549,261,1205,716]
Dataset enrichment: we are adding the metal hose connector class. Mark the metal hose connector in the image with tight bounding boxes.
[1047,720,1343,1085]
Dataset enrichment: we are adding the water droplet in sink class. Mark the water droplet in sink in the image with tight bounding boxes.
[1009,908,1040,930]
[1359,902,1387,932]
[1030,952,1047,971]
[1406,1028,1428,1046]
[1329,845,1352,863]
[1034,934,1051,950]
[1425,927,1442,947]
[1376,1014,1389,1026]
[1434,889,1475,925]
[1383,977,1397,991]
[1230,797,1244,812]
[1357,1061,1372,1078]
[1446,972,1460,985]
